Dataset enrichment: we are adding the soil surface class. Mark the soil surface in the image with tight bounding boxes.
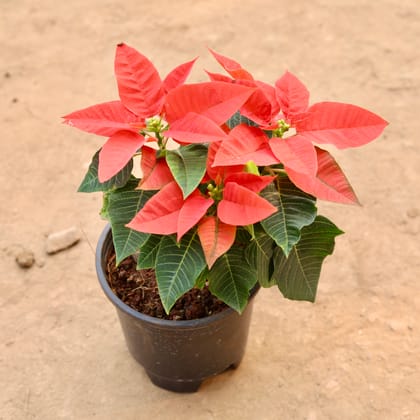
[1,0,419,419]
[106,252,227,320]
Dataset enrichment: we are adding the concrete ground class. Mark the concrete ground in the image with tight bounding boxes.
[1,0,419,419]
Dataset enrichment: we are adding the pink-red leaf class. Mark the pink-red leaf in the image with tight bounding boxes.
[214,125,277,166]
[225,173,276,193]
[166,112,228,144]
[206,142,245,182]
[218,182,277,225]
[177,190,214,241]
[269,134,318,176]
[138,146,174,190]
[205,72,278,125]
[98,131,145,182]
[198,216,236,268]
[163,57,197,93]
[165,82,255,126]
[62,101,140,137]
[255,80,281,119]
[275,71,310,118]
[208,48,254,81]
[205,70,233,83]
[285,147,359,204]
[126,181,183,234]
[240,88,274,125]
[297,102,389,148]
[241,80,281,125]
[115,43,164,117]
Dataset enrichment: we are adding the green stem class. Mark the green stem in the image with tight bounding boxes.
[263,167,286,176]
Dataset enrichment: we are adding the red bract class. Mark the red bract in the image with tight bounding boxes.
[127,181,214,239]
[213,125,278,167]
[137,146,173,190]
[285,147,360,205]
[63,43,196,182]
[275,72,389,149]
[162,58,198,93]
[114,44,165,117]
[197,216,236,268]
[215,123,319,177]
[62,101,140,136]
[207,49,279,125]
[208,48,254,81]
[165,112,228,144]
[164,81,256,143]
[274,71,309,120]
[210,53,388,204]
[217,182,276,225]
[206,141,246,182]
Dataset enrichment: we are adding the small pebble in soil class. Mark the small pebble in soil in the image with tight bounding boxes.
[46,226,81,254]
[16,250,35,269]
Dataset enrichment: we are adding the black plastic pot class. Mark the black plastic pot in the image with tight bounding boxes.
[95,225,259,393]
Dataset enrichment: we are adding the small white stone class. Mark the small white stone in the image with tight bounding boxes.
[15,250,35,268]
[46,227,81,254]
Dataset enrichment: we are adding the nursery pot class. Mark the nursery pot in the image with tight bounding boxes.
[95,225,259,393]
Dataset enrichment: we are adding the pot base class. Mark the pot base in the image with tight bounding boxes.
[145,360,241,393]
[145,361,240,392]
[146,371,202,393]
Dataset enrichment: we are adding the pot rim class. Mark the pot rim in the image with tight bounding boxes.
[96,224,260,329]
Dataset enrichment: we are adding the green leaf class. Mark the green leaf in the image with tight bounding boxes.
[261,175,317,256]
[136,234,163,269]
[235,226,252,245]
[226,111,259,129]
[166,144,208,198]
[271,215,343,302]
[155,232,206,314]
[245,228,275,287]
[208,247,257,313]
[78,150,133,192]
[107,179,154,264]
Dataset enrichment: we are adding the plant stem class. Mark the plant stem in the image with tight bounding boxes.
[263,167,286,177]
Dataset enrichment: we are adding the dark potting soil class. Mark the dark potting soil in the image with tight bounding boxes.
[106,251,228,320]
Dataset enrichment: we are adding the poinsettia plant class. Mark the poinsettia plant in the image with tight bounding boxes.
[64,43,387,314]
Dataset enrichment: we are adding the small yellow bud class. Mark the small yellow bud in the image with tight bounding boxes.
[245,161,259,175]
